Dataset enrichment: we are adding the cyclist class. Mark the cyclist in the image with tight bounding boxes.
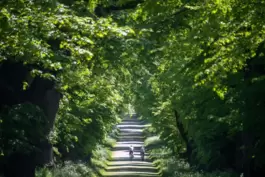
[129,145,134,160]
[140,146,145,161]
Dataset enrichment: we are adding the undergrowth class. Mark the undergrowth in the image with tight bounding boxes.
[145,135,238,177]
[36,162,97,177]
[91,142,113,175]
[36,136,117,177]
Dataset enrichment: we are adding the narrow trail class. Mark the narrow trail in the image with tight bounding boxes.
[104,115,160,177]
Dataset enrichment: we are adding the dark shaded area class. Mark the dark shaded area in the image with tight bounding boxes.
[95,0,144,17]
[240,42,265,177]
[172,42,265,177]
[0,61,61,177]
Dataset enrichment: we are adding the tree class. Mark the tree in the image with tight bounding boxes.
[110,0,265,176]
[0,0,135,176]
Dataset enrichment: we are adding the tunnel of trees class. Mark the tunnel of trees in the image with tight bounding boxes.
[1,0,265,177]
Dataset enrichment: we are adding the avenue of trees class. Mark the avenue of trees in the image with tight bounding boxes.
[1,0,265,177]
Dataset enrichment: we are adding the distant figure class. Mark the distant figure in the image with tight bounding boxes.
[140,146,145,161]
[129,145,134,161]
[129,145,134,155]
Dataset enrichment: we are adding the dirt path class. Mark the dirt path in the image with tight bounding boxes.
[104,116,159,177]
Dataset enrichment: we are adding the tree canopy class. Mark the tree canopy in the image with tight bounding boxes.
[1,0,265,177]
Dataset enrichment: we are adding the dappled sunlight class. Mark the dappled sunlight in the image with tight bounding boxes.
[107,165,157,171]
[105,171,159,177]
[121,129,143,133]
[108,161,154,166]
[117,125,146,129]
[116,141,144,146]
[117,141,143,144]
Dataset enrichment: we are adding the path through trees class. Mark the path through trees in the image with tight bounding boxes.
[104,115,159,177]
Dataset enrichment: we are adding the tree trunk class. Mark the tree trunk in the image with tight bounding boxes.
[0,62,61,176]
[28,78,61,166]
[173,110,193,164]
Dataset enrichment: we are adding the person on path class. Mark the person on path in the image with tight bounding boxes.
[140,146,145,161]
[129,145,134,161]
